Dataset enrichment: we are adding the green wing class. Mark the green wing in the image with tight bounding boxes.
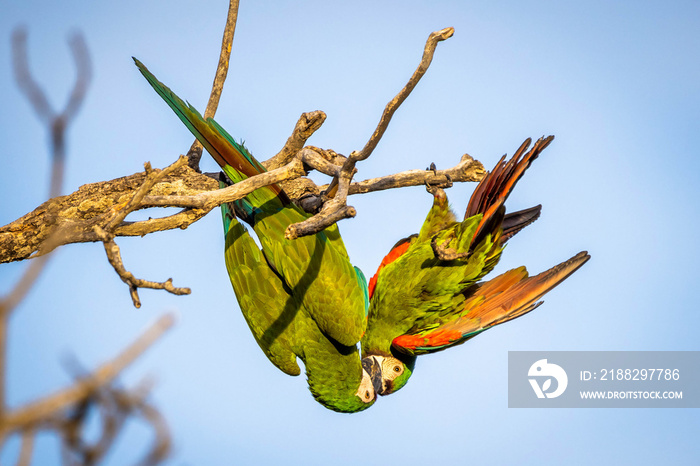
[391,251,590,355]
[223,204,301,376]
[363,138,556,356]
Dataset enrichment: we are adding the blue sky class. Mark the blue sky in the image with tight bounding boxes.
[1,1,699,464]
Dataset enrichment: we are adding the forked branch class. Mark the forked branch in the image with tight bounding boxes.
[284,27,458,239]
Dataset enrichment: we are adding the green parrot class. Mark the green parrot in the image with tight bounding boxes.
[134,59,378,411]
[361,136,590,395]
[222,201,377,411]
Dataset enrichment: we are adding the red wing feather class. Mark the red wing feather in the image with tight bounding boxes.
[368,235,416,299]
[392,251,590,355]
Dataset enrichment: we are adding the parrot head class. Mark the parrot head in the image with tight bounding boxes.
[361,352,416,395]
[308,359,382,413]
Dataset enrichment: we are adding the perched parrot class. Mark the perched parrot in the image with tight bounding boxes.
[221,202,377,411]
[134,59,378,411]
[361,136,590,395]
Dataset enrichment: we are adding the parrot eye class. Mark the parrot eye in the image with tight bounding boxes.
[380,356,404,381]
[356,372,375,403]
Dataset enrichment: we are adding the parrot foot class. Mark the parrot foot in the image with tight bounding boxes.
[298,193,324,214]
[425,163,453,195]
[431,231,470,261]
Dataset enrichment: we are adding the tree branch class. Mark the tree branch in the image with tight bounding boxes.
[186,0,239,171]
[1,26,490,308]
[94,227,191,308]
[353,27,454,162]
[1,28,91,423]
[284,27,456,239]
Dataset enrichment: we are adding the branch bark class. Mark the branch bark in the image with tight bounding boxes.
[1,26,487,305]
[186,0,240,171]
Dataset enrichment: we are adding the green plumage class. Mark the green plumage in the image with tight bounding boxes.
[135,59,375,411]
[362,194,502,356]
[134,58,367,347]
[223,204,372,412]
[362,138,589,396]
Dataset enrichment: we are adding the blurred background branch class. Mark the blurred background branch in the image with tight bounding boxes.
[0,28,172,465]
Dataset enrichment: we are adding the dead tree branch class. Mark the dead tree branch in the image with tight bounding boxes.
[94,226,191,308]
[285,27,457,239]
[1,26,488,307]
[0,149,484,264]
[186,0,240,171]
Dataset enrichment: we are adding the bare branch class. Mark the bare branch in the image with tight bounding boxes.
[62,33,92,123]
[115,208,209,236]
[104,156,189,231]
[299,147,342,177]
[0,151,483,263]
[263,112,328,170]
[94,227,190,308]
[187,0,240,170]
[0,163,217,264]
[1,25,489,297]
[17,429,35,466]
[344,153,483,195]
[353,27,454,162]
[286,206,356,240]
[282,27,456,238]
[140,156,306,209]
[11,29,52,123]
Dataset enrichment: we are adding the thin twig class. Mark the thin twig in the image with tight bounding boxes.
[17,429,35,466]
[187,0,239,170]
[94,227,190,308]
[284,27,455,239]
[353,27,454,162]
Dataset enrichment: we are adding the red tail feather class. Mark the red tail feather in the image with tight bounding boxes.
[466,136,553,246]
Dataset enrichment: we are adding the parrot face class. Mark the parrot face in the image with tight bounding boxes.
[356,366,381,403]
[361,354,415,395]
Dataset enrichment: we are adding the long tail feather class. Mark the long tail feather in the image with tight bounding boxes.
[466,136,553,246]
[391,251,589,355]
[463,250,590,331]
[133,58,288,203]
